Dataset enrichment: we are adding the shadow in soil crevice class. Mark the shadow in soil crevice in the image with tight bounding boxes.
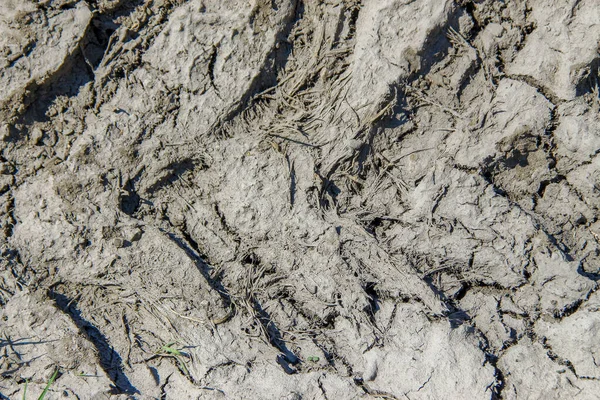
[49,291,139,395]
[163,230,300,372]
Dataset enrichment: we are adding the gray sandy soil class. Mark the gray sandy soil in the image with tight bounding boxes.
[1,0,599,398]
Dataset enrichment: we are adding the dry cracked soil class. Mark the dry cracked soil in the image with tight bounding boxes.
[1,0,600,399]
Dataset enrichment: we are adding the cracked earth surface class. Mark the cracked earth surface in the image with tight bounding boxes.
[1,0,599,399]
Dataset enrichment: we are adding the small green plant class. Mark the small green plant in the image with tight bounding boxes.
[76,371,100,378]
[307,356,320,363]
[21,380,27,400]
[38,368,59,400]
[157,342,190,376]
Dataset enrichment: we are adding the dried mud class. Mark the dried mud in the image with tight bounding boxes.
[1,0,599,399]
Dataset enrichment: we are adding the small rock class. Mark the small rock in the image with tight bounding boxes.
[0,124,9,142]
[122,226,143,242]
[487,23,504,38]
[30,127,44,145]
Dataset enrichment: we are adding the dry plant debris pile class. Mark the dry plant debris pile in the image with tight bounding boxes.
[1,0,599,399]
